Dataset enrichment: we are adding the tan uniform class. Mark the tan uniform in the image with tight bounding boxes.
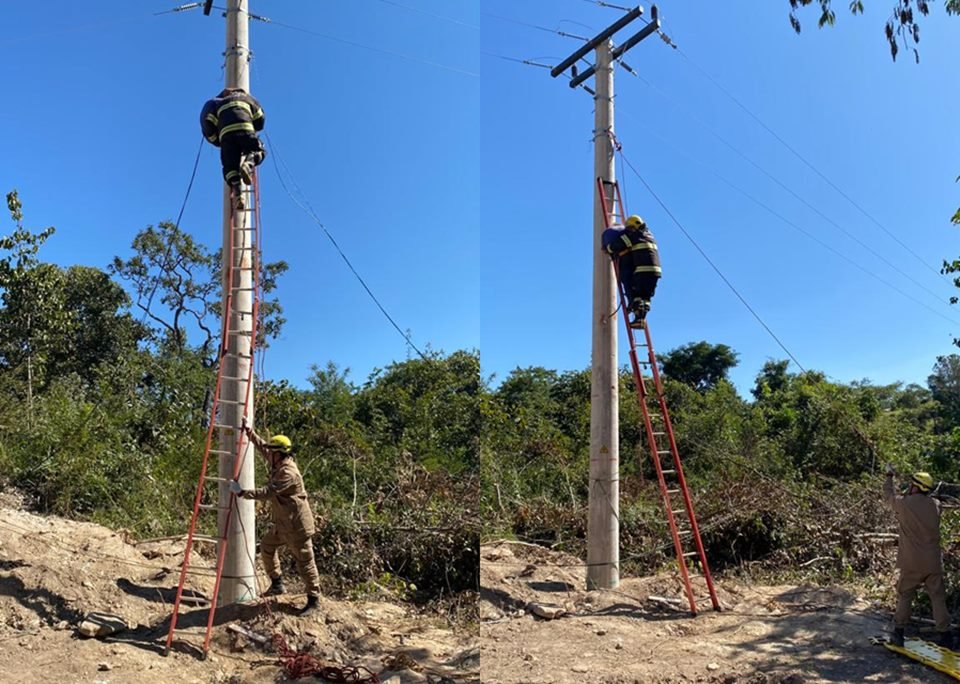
[883,476,950,630]
[240,449,320,598]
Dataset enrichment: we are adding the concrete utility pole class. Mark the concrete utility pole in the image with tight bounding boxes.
[550,5,661,591]
[218,0,257,603]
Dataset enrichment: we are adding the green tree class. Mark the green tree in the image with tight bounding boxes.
[928,354,960,430]
[659,341,739,392]
[788,0,960,62]
[110,222,289,361]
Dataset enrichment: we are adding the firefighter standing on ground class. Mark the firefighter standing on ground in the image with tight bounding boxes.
[601,214,661,328]
[230,427,321,616]
[883,464,953,648]
[200,87,267,201]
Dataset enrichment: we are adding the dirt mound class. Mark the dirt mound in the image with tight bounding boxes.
[480,541,952,683]
[0,502,478,683]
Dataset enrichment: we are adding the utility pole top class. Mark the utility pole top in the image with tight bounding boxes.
[551,5,661,88]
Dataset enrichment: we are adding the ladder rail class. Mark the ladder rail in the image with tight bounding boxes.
[202,174,263,654]
[638,319,720,611]
[166,175,264,656]
[616,266,698,614]
[599,176,720,614]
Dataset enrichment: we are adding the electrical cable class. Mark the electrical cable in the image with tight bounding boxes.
[373,0,478,30]
[614,142,807,372]
[481,52,555,69]
[263,18,478,77]
[617,69,952,306]
[482,12,589,41]
[672,46,943,279]
[138,136,206,326]
[614,111,960,328]
[262,132,428,360]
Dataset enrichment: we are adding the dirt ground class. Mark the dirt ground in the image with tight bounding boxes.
[0,494,478,684]
[480,541,954,684]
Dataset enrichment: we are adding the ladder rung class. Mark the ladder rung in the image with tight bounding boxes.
[198,504,229,511]
[225,352,253,359]
[671,509,686,517]
[662,469,676,475]
[666,489,680,495]
[657,449,672,455]
[191,534,223,544]
[226,330,254,336]
[683,551,699,558]
[204,476,232,483]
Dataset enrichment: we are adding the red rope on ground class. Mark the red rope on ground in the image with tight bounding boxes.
[272,634,380,683]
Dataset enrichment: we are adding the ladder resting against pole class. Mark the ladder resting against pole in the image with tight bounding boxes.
[597,177,720,615]
[164,175,264,657]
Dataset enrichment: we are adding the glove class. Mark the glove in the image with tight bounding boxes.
[229,480,243,495]
[884,463,894,476]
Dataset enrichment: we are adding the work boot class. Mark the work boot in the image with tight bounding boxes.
[891,627,905,647]
[264,577,286,597]
[239,159,254,185]
[232,190,245,211]
[300,595,319,617]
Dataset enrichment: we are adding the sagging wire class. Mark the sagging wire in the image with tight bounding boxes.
[262,132,428,360]
[608,131,807,372]
[139,136,205,328]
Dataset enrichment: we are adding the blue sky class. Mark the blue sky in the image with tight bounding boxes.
[1,1,479,389]
[1,2,958,396]
[481,1,960,394]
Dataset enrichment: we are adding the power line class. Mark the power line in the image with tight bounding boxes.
[673,46,943,280]
[615,110,960,328]
[138,137,206,326]
[617,69,952,308]
[615,144,807,372]
[373,0,478,30]
[482,52,555,70]
[482,12,589,41]
[262,133,427,360]
[263,17,478,77]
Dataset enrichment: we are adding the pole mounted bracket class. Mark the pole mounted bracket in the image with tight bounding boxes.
[568,5,660,88]
[203,0,213,15]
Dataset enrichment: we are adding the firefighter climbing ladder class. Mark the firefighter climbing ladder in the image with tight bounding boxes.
[164,176,263,657]
[598,177,720,615]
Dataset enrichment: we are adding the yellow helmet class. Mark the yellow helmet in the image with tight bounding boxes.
[625,215,646,230]
[266,434,292,454]
[912,472,934,492]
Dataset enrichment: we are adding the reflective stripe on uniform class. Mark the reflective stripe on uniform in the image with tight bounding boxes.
[634,265,662,274]
[620,235,633,248]
[205,134,218,143]
[252,108,264,120]
[225,170,240,180]
[219,122,256,139]
[205,113,219,127]
[629,241,658,252]
[217,100,253,117]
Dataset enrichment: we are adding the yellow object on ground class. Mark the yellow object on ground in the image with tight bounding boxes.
[884,637,960,680]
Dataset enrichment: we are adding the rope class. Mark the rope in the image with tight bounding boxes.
[274,635,381,683]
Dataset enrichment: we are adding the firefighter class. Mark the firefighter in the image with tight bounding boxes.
[200,87,266,203]
[883,464,953,648]
[230,428,320,617]
[601,214,662,328]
